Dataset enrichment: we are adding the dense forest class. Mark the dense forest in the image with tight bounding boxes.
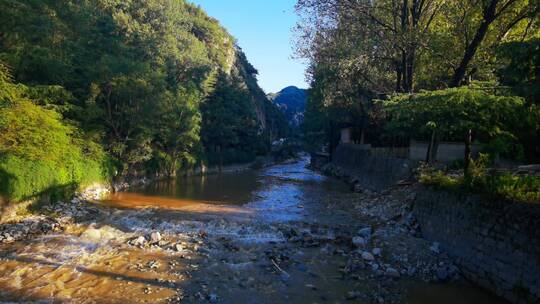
[0,0,288,202]
[296,0,540,163]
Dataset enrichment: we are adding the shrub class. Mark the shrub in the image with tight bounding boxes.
[0,66,113,202]
[419,161,540,204]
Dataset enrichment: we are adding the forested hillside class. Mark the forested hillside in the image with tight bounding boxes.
[268,86,307,127]
[0,0,287,202]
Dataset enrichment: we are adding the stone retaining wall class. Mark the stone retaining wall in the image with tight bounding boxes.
[328,144,417,190]
[414,190,540,304]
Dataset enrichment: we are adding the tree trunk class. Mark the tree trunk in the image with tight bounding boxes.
[405,50,415,92]
[169,158,177,178]
[329,120,336,161]
[451,0,499,87]
[396,64,403,92]
[426,130,436,163]
[431,133,441,163]
[464,129,473,174]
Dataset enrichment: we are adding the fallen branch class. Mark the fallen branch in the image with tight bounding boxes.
[271,259,290,279]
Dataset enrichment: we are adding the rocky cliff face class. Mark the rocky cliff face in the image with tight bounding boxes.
[268,86,307,127]
[228,48,289,140]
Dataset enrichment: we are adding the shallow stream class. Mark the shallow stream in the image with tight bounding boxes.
[0,158,506,303]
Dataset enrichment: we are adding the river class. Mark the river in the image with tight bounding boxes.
[0,157,506,303]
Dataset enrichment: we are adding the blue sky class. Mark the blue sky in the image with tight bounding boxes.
[189,0,308,93]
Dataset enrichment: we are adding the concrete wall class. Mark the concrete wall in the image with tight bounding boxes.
[328,144,417,190]
[409,140,481,162]
[414,190,540,304]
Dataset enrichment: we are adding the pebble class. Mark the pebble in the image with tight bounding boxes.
[430,242,440,254]
[358,227,373,238]
[385,267,400,278]
[361,252,375,261]
[352,236,367,247]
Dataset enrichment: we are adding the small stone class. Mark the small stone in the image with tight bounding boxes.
[372,248,382,256]
[352,236,367,247]
[208,293,218,303]
[305,284,317,290]
[358,227,372,238]
[133,236,146,246]
[175,244,184,252]
[430,242,440,254]
[385,267,400,278]
[361,251,375,261]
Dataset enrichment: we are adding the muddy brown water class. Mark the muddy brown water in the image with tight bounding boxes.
[0,157,507,303]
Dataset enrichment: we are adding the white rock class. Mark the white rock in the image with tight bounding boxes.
[150,232,162,243]
[133,236,146,246]
[372,248,382,256]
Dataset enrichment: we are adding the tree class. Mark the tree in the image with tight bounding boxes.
[201,73,260,170]
[449,0,539,87]
[382,87,525,171]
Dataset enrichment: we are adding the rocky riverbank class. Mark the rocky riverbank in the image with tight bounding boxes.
[0,158,504,303]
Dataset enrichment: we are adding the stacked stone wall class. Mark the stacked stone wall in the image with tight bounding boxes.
[414,190,540,304]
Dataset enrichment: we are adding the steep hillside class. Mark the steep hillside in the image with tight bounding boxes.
[0,0,288,201]
[269,86,307,127]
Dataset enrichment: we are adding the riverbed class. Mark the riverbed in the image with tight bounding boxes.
[0,158,506,303]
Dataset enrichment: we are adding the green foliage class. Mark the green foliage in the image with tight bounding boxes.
[382,87,526,159]
[0,68,113,202]
[497,38,540,161]
[0,0,288,189]
[497,38,540,101]
[296,0,539,161]
[419,158,540,204]
[201,73,261,166]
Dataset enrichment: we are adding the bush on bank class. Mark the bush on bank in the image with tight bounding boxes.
[0,65,113,203]
[419,156,540,204]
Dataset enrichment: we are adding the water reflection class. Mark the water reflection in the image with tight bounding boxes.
[135,170,260,205]
[102,157,348,222]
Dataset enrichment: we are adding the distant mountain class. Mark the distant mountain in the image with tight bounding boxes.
[268,86,307,127]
